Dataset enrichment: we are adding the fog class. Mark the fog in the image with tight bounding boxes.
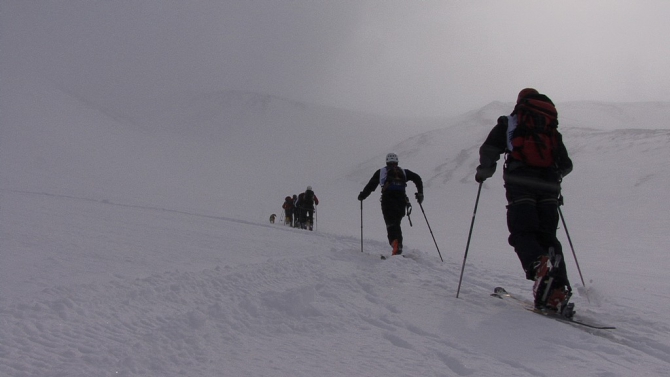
[4,1,670,118]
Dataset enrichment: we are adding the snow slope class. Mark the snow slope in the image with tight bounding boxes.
[2,77,670,376]
[2,190,669,377]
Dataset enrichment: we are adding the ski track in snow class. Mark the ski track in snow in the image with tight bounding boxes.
[1,191,669,376]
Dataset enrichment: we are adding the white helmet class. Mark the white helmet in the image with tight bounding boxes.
[307,186,312,191]
[386,153,399,164]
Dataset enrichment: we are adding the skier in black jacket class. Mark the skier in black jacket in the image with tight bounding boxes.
[475,88,574,313]
[296,186,319,230]
[358,153,424,256]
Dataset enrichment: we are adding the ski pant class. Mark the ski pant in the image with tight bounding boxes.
[284,208,293,225]
[299,207,314,226]
[381,192,407,246]
[504,171,570,287]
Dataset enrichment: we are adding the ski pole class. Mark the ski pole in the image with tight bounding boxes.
[557,203,589,302]
[456,182,483,298]
[360,200,364,253]
[405,197,413,227]
[418,202,443,262]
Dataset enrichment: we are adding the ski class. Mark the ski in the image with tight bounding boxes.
[380,254,408,260]
[492,287,615,330]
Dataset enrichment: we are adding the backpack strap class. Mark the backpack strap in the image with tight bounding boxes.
[380,166,407,192]
[505,115,518,152]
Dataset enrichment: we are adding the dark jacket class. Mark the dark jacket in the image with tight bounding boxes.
[360,166,423,199]
[282,198,294,211]
[296,191,319,210]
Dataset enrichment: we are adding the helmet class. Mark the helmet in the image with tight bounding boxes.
[386,153,399,164]
[306,186,312,191]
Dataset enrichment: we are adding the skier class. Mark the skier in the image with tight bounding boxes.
[358,153,424,256]
[475,88,573,312]
[296,186,319,230]
[282,196,294,226]
[292,195,299,227]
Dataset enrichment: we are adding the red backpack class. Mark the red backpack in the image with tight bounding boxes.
[509,96,559,168]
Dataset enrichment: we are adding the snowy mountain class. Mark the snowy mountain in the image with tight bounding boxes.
[1,76,445,221]
[2,77,670,376]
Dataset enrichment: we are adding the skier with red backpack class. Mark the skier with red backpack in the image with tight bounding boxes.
[358,153,424,256]
[475,88,574,315]
[282,196,295,226]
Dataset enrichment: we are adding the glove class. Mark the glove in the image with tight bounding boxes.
[414,192,424,204]
[475,165,495,183]
[358,191,369,201]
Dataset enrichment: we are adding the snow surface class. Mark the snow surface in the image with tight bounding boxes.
[2,76,670,376]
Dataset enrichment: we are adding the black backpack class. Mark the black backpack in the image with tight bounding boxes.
[303,190,315,207]
[382,165,407,192]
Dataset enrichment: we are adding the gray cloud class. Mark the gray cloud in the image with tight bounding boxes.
[3,0,670,117]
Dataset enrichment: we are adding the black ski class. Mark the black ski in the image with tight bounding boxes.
[492,287,615,330]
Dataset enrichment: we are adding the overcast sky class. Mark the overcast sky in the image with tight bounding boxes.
[3,0,670,117]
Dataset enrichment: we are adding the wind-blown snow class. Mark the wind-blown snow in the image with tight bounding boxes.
[2,76,670,376]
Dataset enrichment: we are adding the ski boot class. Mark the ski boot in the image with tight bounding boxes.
[391,239,403,256]
[533,251,575,318]
[545,286,575,318]
[532,255,551,305]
